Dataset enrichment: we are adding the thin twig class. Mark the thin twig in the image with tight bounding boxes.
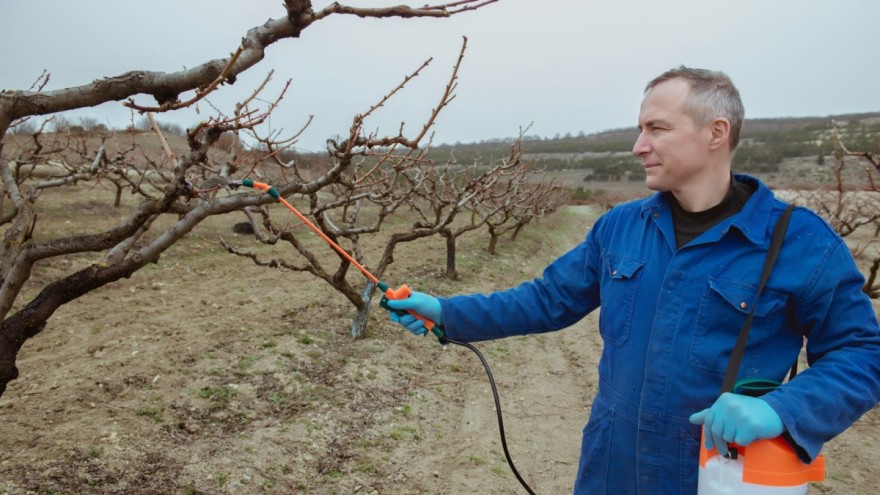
[146,113,180,172]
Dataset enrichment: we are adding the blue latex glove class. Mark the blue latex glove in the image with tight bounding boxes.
[689,393,784,456]
[385,291,443,336]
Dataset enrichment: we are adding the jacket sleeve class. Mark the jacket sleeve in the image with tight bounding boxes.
[439,229,602,342]
[762,238,880,462]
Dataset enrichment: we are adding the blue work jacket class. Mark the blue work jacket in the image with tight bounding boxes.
[439,175,880,495]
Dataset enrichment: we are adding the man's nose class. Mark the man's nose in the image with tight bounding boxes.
[632,132,650,157]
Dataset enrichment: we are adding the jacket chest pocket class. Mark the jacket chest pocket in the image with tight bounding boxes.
[689,277,788,377]
[599,252,645,346]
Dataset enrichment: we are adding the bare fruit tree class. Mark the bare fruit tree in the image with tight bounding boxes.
[0,0,498,397]
[834,128,880,296]
[425,139,536,279]
[788,124,880,297]
[482,140,565,255]
[221,40,474,337]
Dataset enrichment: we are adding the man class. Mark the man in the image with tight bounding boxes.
[387,66,880,494]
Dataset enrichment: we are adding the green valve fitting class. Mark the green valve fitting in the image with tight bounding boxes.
[377,282,392,311]
[241,178,280,199]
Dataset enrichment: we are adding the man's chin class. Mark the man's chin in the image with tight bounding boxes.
[644,178,667,192]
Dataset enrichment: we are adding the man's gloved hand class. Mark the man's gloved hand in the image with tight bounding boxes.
[689,393,784,456]
[385,291,443,336]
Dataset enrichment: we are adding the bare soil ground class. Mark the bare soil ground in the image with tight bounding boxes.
[0,185,878,494]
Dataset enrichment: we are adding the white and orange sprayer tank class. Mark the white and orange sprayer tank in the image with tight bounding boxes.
[697,434,825,495]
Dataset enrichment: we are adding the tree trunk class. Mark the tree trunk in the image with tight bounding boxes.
[0,260,145,397]
[511,222,524,241]
[443,230,458,280]
[487,227,499,255]
[114,185,123,208]
[0,320,44,397]
[864,257,880,298]
[350,280,378,339]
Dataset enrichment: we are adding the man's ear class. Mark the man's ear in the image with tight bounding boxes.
[708,118,731,151]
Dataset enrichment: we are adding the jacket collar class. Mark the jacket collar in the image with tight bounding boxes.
[639,174,778,246]
[726,174,776,245]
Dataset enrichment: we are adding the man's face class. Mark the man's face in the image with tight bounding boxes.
[632,78,713,193]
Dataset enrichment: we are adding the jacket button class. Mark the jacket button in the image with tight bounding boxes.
[612,270,618,276]
[653,211,660,218]
[740,302,748,309]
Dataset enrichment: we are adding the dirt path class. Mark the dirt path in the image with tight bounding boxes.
[398,318,600,495]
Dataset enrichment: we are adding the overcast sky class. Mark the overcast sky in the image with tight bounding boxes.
[1,1,878,152]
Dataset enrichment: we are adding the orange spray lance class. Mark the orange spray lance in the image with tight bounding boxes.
[232,179,441,338]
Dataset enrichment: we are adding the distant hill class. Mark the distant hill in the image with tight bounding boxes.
[416,111,880,183]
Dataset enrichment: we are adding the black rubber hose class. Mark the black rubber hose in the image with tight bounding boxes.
[444,336,538,495]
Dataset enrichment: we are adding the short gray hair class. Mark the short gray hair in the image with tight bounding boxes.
[645,66,745,151]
